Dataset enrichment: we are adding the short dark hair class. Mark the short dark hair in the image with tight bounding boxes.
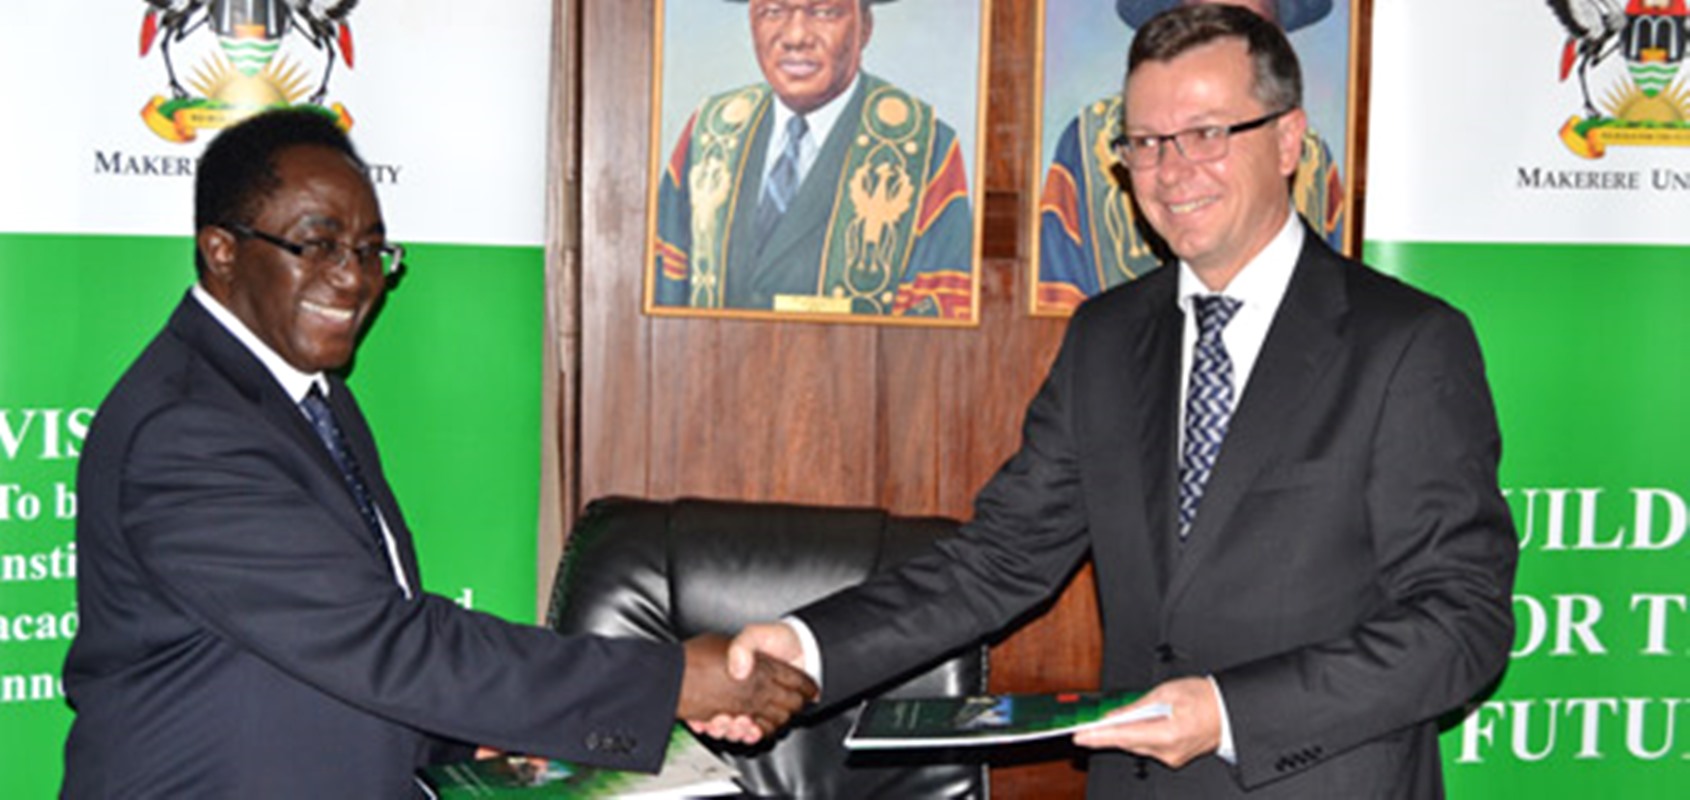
[1126,4,1302,115]
[193,108,365,276]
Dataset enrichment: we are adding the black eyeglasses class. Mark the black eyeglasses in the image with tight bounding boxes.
[223,222,405,277]
[1111,108,1292,170]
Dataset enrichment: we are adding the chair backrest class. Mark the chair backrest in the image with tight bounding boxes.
[548,496,988,800]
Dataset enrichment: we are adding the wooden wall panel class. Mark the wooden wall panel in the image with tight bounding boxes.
[579,0,655,499]
[646,319,881,503]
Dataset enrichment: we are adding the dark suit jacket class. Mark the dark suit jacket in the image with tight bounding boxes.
[63,295,683,798]
[800,233,1517,798]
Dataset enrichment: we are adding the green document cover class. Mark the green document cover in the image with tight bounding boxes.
[845,691,1167,750]
[417,727,741,799]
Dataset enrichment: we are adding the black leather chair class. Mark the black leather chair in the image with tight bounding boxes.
[547,496,988,800]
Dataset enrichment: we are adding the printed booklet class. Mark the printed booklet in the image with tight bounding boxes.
[417,726,740,799]
[845,691,1170,749]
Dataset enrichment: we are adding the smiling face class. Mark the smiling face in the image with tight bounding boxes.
[198,144,386,373]
[749,0,873,114]
[1124,37,1304,289]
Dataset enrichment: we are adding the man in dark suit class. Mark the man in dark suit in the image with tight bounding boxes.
[62,109,814,798]
[722,6,1516,797]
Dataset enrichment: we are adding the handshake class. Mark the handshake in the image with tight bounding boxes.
[675,624,811,744]
[675,624,1222,767]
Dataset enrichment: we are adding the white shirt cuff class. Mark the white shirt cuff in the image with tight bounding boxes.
[1209,675,1236,763]
[780,616,823,690]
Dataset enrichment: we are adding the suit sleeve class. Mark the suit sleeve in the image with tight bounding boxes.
[119,401,683,772]
[798,320,1095,705]
[1217,304,1517,788]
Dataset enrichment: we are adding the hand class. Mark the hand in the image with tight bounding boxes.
[677,633,817,745]
[688,622,810,742]
[726,622,805,680]
[1072,677,1221,769]
[472,747,549,774]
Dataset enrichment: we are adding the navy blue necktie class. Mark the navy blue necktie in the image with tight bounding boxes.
[1179,295,1242,537]
[299,385,385,550]
[754,114,808,244]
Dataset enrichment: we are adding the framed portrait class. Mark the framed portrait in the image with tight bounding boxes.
[644,0,989,326]
[1028,0,1362,316]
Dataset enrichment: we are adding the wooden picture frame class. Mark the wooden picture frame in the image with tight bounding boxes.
[644,0,990,326]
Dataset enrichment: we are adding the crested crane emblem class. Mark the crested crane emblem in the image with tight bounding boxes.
[1548,0,1690,157]
[136,0,359,143]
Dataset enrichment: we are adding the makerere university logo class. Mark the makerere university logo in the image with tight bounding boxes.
[136,0,358,142]
[1549,0,1690,158]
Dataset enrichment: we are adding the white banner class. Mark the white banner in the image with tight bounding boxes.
[1367,0,1690,246]
[0,1,552,246]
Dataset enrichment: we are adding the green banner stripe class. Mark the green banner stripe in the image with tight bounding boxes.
[218,40,280,55]
[0,232,544,797]
[1369,238,1690,794]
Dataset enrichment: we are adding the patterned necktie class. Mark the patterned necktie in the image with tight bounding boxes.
[299,385,385,550]
[1179,295,1242,537]
[754,114,808,244]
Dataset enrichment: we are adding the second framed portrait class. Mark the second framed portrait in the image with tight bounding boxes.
[1030,0,1361,316]
[645,0,989,326]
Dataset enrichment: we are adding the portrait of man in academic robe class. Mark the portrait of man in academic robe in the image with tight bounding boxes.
[647,0,986,325]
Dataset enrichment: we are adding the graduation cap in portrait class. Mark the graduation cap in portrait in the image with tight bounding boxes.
[1115,0,1333,32]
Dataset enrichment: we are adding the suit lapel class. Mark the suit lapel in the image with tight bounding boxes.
[723,99,774,293]
[1078,271,1181,600]
[169,296,340,479]
[1136,291,1183,592]
[1163,239,1349,611]
[169,295,409,575]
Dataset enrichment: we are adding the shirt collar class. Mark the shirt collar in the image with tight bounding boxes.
[1176,209,1304,313]
[769,72,859,153]
[192,283,328,404]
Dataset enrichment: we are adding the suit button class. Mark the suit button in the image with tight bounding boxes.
[588,732,634,753]
[1154,643,1175,662]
